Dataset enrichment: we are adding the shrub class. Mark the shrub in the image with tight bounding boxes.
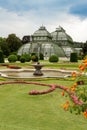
[0,50,4,63]
[70,52,78,62]
[22,54,31,62]
[49,55,59,62]
[78,55,82,60]
[8,54,17,63]
[17,55,21,61]
[31,55,38,62]
[40,53,44,60]
[20,55,26,63]
[31,53,36,56]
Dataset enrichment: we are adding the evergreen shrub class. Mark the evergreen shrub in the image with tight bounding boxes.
[31,55,38,62]
[20,55,26,63]
[22,54,31,62]
[49,55,59,62]
[40,53,44,60]
[70,52,78,62]
[8,54,17,63]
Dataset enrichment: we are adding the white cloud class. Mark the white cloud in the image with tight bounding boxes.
[0,7,87,42]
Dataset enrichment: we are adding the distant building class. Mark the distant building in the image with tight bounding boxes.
[18,26,75,58]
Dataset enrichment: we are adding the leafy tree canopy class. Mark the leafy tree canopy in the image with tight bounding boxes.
[6,34,22,53]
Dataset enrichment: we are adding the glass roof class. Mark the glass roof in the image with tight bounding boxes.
[51,26,73,41]
[33,26,52,38]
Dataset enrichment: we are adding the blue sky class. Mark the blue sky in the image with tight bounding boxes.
[0,0,87,41]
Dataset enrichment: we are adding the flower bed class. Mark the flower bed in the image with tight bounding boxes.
[7,65,21,69]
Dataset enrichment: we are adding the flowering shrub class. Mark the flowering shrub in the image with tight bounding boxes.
[61,58,87,118]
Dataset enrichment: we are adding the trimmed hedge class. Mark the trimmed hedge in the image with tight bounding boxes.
[31,55,38,62]
[22,54,31,62]
[8,54,18,63]
[70,52,78,62]
[49,55,59,62]
[19,55,26,63]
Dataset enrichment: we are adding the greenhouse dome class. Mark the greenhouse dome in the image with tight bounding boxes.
[17,42,66,58]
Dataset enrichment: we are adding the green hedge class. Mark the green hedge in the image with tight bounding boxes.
[70,52,78,62]
[49,55,59,62]
[8,54,18,63]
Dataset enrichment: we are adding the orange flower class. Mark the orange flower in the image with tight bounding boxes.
[79,65,85,71]
[63,101,69,111]
[83,59,87,64]
[71,86,76,91]
[72,72,77,77]
[83,111,87,118]
[85,63,87,67]
[73,82,78,88]
[61,91,64,96]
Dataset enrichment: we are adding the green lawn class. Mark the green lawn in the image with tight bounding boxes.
[0,60,87,130]
[0,79,87,130]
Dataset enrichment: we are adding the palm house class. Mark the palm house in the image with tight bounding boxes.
[18,26,75,58]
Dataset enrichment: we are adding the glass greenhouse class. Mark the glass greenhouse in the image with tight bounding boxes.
[18,26,75,58]
[17,42,66,58]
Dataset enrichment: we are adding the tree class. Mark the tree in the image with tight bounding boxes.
[0,50,4,63]
[6,34,22,53]
[0,37,10,57]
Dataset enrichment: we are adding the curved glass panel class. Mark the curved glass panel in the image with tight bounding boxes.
[17,42,66,57]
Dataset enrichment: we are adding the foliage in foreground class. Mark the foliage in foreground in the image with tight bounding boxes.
[61,58,87,118]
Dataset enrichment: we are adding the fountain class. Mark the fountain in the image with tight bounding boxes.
[0,67,73,79]
[33,62,44,76]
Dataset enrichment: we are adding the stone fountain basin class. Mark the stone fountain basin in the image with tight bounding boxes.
[0,69,73,79]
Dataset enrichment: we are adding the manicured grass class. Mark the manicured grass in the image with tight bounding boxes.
[0,59,87,130]
[0,80,87,130]
[0,60,80,70]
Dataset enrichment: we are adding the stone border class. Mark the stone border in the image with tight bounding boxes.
[0,68,73,79]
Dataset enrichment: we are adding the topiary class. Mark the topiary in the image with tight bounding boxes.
[70,52,78,62]
[31,55,38,62]
[22,54,31,62]
[40,53,44,60]
[8,54,18,63]
[0,50,4,63]
[49,55,59,62]
[17,55,21,61]
[19,55,26,63]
